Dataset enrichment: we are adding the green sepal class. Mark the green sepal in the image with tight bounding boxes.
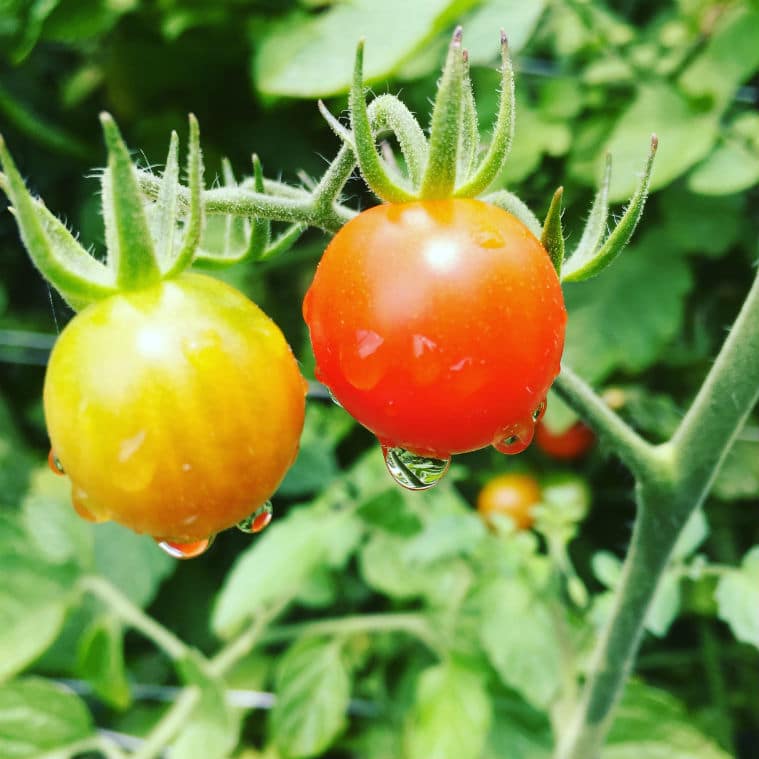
[562,135,658,282]
[482,189,542,238]
[457,50,480,183]
[163,113,204,277]
[151,130,180,269]
[541,187,565,278]
[0,136,116,311]
[100,113,162,289]
[419,27,464,199]
[454,31,514,198]
[246,154,273,260]
[348,39,416,203]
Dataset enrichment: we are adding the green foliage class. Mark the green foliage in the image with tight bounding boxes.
[1,1,758,758]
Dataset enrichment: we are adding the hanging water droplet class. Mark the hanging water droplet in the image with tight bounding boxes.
[532,399,547,423]
[48,449,65,475]
[381,445,450,491]
[158,535,215,559]
[237,501,273,533]
[493,419,535,455]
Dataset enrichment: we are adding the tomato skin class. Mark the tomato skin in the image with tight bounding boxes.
[535,420,595,460]
[44,273,306,542]
[477,473,541,530]
[303,199,566,457]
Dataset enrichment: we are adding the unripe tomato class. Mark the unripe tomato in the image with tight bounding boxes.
[477,472,541,530]
[535,420,595,460]
[303,200,566,458]
[44,273,306,542]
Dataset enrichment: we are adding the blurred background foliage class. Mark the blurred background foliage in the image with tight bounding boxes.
[0,1,758,758]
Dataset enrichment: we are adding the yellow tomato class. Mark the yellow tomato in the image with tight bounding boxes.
[44,273,306,542]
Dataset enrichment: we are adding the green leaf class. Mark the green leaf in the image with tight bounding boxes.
[403,513,486,564]
[403,660,491,759]
[271,638,350,759]
[599,82,718,201]
[254,0,472,98]
[93,523,174,608]
[0,678,93,758]
[592,551,623,589]
[688,138,759,196]
[562,232,693,383]
[463,0,547,65]
[482,693,552,759]
[356,489,423,536]
[76,615,131,710]
[712,439,759,500]
[479,579,561,709]
[715,547,759,649]
[213,507,349,637]
[279,405,353,498]
[172,653,240,759]
[21,467,92,567]
[659,186,746,259]
[678,5,759,111]
[0,556,71,682]
[645,571,681,638]
[360,531,472,604]
[605,680,732,758]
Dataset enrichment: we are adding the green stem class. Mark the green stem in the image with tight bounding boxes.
[552,365,662,480]
[132,686,201,759]
[137,170,354,233]
[260,612,441,653]
[553,266,759,759]
[79,576,190,661]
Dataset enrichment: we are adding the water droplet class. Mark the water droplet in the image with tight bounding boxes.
[339,329,388,390]
[48,449,65,476]
[493,420,536,455]
[532,399,547,423]
[158,535,215,559]
[411,334,442,385]
[381,444,450,491]
[328,388,343,408]
[237,501,273,533]
[475,229,504,249]
[71,486,106,523]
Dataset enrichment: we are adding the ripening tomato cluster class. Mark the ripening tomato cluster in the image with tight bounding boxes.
[43,198,566,555]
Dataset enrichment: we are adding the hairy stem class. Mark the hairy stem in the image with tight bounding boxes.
[552,365,662,480]
[79,575,189,661]
[554,266,759,759]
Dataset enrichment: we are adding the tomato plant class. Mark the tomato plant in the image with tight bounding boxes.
[535,420,596,459]
[477,472,542,529]
[45,273,306,543]
[303,199,566,459]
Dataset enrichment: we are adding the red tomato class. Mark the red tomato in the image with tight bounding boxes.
[303,200,566,457]
[477,472,541,529]
[45,273,306,542]
[535,420,595,460]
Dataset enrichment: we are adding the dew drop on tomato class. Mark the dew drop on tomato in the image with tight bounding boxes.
[71,485,107,523]
[157,535,215,559]
[492,419,536,455]
[339,329,388,391]
[532,399,547,423]
[48,449,65,475]
[237,501,273,533]
[381,444,450,491]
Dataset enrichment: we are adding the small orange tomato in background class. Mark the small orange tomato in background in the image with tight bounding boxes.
[476,472,542,530]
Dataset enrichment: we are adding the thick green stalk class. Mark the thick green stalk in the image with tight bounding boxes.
[553,266,759,759]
